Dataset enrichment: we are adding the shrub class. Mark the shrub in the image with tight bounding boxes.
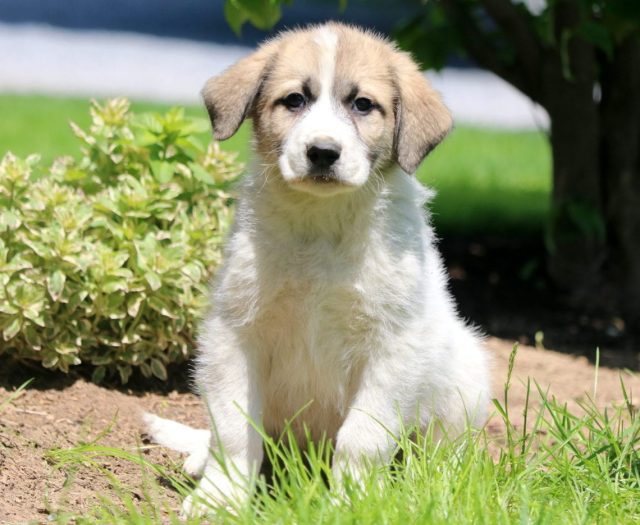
[0,99,241,382]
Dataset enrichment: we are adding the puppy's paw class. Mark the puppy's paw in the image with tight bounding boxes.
[183,447,209,478]
[141,411,211,465]
[181,491,213,519]
[141,412,165,442]
[180,469,246,518]
[141,411,192,452]
[330,455,375,503]
[331,455,366,487]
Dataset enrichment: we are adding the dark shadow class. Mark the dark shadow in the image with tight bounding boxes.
[0,356,194,394]
[0,356,76,391]
[439,233,640,370]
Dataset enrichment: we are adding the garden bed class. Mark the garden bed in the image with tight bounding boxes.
[1,337,637,523]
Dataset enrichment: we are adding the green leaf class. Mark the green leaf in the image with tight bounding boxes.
[56,344,79,356]
[224,0,250,35]
[224,0,282,34]
[140,361,152,378]
[190,163,216,185]
[91,354,114,366]
[23,239,53,258]
[92,365,106,383]
[126,293,145,317]
[393,7,461,71]
[579,21,614,58]
[27,314,46,328]
[23,304,46,327]
[102,277,128,294]
[148,296,178,319]
[150,160,175,184]
[145,272,162,291]
[0,303,19,315]
[104,294,127,320]
[243,0,282,30]
[42,355,59,369]
[181,262,203,283]
[182,117,211,135]
[133,113,164,134]
[117,365,132,384]
[3,316,22,341]
[0,209,21,231]
[150,358,168,381]
[47,270,66,301]
[23,324,41,349]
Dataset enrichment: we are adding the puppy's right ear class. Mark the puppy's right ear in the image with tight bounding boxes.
[201,41,277,140]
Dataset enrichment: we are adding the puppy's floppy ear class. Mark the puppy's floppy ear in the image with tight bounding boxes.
[393,52,453,174]
[201,40,278,140]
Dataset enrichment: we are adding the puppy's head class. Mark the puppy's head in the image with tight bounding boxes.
[203,23,452,197]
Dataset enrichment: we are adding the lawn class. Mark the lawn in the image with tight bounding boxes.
[0,94,551,235]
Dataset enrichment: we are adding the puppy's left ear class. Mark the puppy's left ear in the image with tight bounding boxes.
[201,40,279,140]
[393,52,453,174]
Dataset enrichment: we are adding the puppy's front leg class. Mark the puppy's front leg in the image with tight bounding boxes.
[332,354,412,487]
[184,317,263,517]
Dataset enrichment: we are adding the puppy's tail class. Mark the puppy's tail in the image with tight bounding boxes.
[142,412,211,477]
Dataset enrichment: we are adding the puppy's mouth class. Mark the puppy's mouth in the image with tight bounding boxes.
[288,169,358,196]
[307,167,340,184]
[278,152,363,196]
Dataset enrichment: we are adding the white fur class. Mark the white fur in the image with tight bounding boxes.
[142,412,210,476]
[144,25,490,517]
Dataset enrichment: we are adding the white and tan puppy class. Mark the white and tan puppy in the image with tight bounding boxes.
[145,22,489,515]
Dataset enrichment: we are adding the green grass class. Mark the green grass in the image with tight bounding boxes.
[0,379,31,413]
[0,94,251,167]
[0,94,550,236]
[419,126,551,234]
[41,347,640,524]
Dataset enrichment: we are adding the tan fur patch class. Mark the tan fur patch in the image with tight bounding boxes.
[391,50,453,173]
[201,38,280,140]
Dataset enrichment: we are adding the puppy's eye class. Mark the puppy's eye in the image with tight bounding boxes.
[283,92,306,110]
[353,97,374,114]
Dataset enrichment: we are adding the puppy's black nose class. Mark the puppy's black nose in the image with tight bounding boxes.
[307,142,341,169]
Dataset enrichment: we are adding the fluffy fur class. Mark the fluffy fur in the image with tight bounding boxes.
[144,22,490,516]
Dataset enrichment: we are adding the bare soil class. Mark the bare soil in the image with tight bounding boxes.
[1,337,638,524]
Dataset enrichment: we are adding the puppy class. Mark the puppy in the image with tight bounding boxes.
[145,22,490,515]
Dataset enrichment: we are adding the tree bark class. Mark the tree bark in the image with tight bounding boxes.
[599,35,640,319]
[542,2,605,297]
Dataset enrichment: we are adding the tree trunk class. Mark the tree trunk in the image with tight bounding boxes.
[600,35,640,320]
[541,3,606,298]
[439,0,640,319]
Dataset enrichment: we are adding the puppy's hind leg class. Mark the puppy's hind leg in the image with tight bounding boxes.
[142,413,211,477]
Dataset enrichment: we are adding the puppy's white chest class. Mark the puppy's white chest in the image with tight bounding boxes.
[255,235,373,346]
[251,249,371,438]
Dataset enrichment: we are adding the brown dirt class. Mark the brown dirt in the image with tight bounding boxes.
[1,338,638,524]
[0,366,209,525]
